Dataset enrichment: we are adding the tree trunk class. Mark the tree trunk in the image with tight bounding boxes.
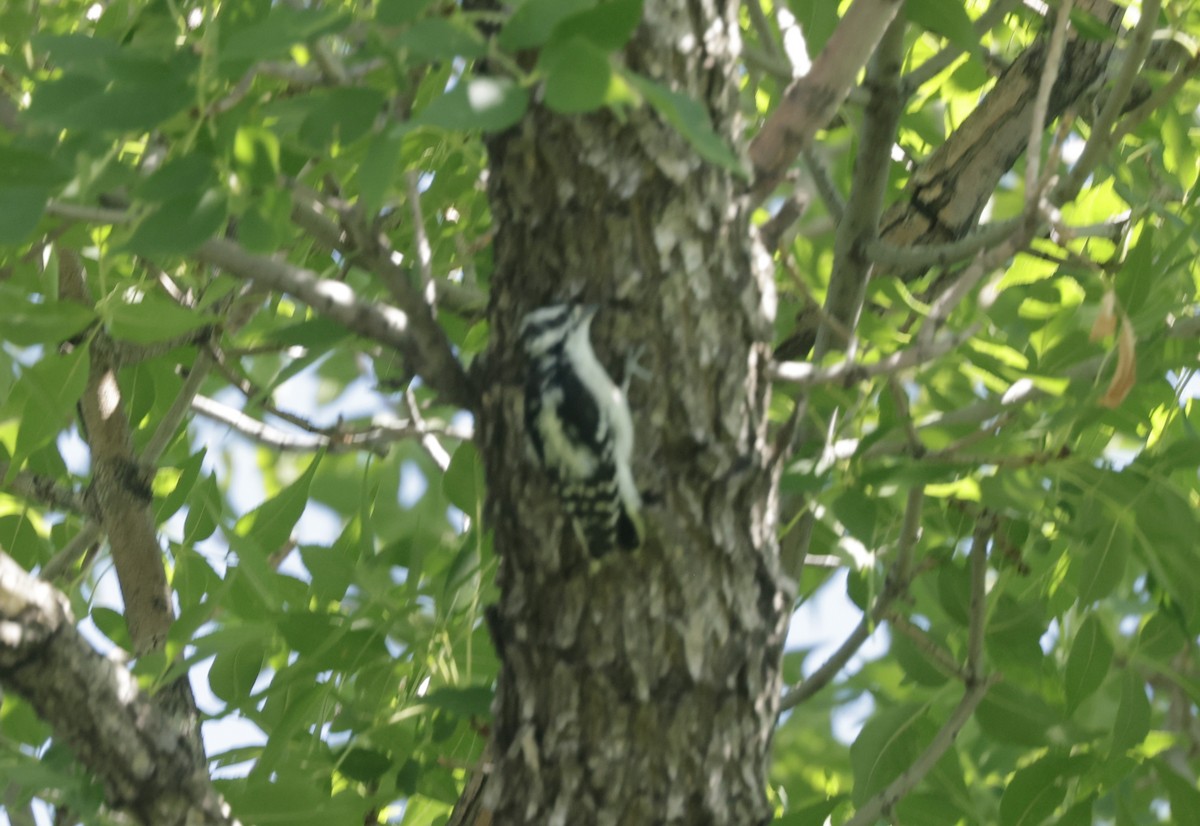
[477,3,789,823]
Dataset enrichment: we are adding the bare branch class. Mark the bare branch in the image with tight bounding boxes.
[813,15,906,359]
[1025,0,1074,212]
[967,516,995,678]
[45,201,131,225]
[0,464,89,516]
[842,512,999,823]
[403,386,453,472]
[59,250,174,657]
[748,0,905,200]
[406,170,437,312]
[191,394,470,457]
[868,215,1023,272]
[194,238,477,410]
[802,148,845,224]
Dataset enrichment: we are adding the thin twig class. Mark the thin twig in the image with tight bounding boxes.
[0,465,89,516]
[843,673,1000,825]
[771,323,979,388]
[403,386,452,471]
[967,515,995,678]
[41,522,102,582]
[779,486,925,712]
[1024,0,1073,213]
[194,238,476,409]
[887,613,968,681]
[405,170,436,313]
[801,148,846,224]
[869,215,1023,272]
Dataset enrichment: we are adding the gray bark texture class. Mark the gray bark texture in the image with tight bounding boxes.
[476,2,790,824]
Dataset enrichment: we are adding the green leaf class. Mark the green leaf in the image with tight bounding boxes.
[1136,610,1187,661]
[264,316,352,349]
[8,346,89,471]
[356,133,402,217]
[220,6,349,63]
[415,78,530,132]
[184,471,223,543]
[29,32,120,73]
[26,71,192,133]
[422,685,493,717]
[905,0,979,57]
[156,449,207,524]
[541,37,613,114]
[623,72,746,178]
[831,488,878,543]
[785,0,839,56]
[499,0,596,51]
[999,755,1069,826]
[0,288,96,345]
[91,607,132,652]
[0,187,49,245]
[1119,222,1153,317]
[976,682,1061,747]
[236,454,322,554]
[336,748,392,784]
[1156,760,1200,821]
[1162,107,1200,200]
[1072,514,1129,604]
[394,18,487,60]
[104,290,216,344]
[443,442,482,514]
[553,0,643,50]
[136,155,217,203]
[1064,615,1113,715]
[126,190,228,257]
[1110,672,1150,757]
[0,514,51,569]
[850,703,931,804]
[298,88,385,148]
[0,145,71,188]
[209,639,266,704]
[376,0,437,26]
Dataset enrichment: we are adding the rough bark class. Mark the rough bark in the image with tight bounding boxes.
[476,2,788,824]
[878,0,1125,250]
[0,553,236,826]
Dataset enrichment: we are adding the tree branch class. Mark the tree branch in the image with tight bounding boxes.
[770,323,978,388]
[1024,0,1074,211]
[843,515,997,825]
[0,552,238,826]
[780,485,925,712]
[0,464,90,516]
[812,14,906,359]
[194,238,477,410]
[59,251,174,658]
[843,674,1000,826]
[191,394,470,457]
[748,0,906,200]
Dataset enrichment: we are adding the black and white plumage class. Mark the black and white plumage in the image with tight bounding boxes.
[520,303,641,555]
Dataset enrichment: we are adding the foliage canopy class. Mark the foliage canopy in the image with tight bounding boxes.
[1,0,1200,824]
